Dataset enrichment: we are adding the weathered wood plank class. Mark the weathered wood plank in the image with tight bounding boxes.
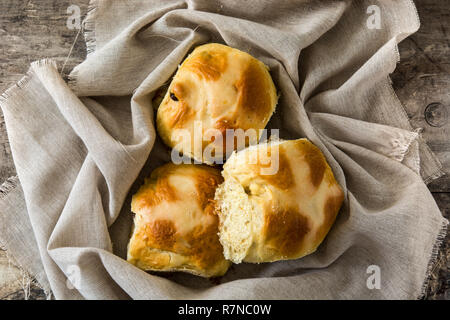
[0,0,89,182]
[393,2,450,297]
[0,249,47,300]
[392,0,450,192]
[0,249,23,299]
[0,0,89,300]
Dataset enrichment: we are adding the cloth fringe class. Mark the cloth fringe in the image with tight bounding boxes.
[0,59,58,106]
[31,58,58,70]
[409,128,422,174]
[387,129,419,162]
[418,218,449,299]
[424,167,446,185]
[0,73,33,104]
[0,176,19,201]
[67,0,97,89]
[0,244,52,300]
[84,0,98,57]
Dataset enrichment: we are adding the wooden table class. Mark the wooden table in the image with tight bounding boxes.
[0,0,448,300]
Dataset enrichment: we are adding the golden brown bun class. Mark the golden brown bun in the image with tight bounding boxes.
[214,139,345,263]
[127,163,231,277]
[156,43,278,164]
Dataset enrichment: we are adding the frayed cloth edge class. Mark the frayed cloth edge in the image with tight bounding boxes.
[0,176,53,299]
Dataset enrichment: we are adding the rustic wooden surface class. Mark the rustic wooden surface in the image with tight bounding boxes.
[0,0,448,300]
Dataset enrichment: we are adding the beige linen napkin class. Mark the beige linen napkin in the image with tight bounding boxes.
[0,0,447,299]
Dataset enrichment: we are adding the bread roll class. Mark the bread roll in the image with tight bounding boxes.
[156,43,278,164]
[214,139,344,263]
[127,163,230,277]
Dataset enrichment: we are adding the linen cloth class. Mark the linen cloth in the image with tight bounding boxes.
[0,0,447,299]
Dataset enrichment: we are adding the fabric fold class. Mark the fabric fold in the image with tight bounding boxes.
[0,0,447,299]
[309,112,419,163]
[0,176,51,296]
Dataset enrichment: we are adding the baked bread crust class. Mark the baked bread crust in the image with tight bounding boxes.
[215,139,345,263]
[156,43,278,163]
[127,163,230,277]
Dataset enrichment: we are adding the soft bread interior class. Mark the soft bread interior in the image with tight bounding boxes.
[215,140,281,263]
[215,177,254,263]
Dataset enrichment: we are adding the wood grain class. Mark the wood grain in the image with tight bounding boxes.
[0,0,448,300]
[0,0,89,300]
[392,0,450,193]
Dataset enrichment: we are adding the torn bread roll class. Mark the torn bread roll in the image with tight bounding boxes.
[156,43,278,164]
[127,163,231,277]
[214,138,345,264]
